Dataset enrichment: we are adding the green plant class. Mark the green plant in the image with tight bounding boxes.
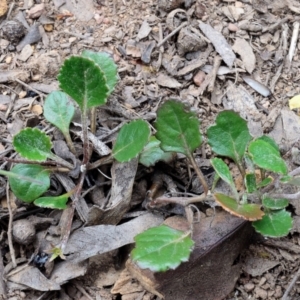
[131,107,297,273]
[3,51,297,274]
[3,51,154,254]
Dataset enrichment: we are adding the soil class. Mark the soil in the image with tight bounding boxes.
[1,0,300,299]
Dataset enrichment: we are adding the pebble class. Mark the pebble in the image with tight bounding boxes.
[259,277,267,286]
[193,70,206,86]
[5,55,12,64]
[18,91,27,99]
[2,20,26,44]
[274,285,283,298]
[244,282,255,292]
[254,287,268,299]
[228,23,239,32]
[18,44,33,61]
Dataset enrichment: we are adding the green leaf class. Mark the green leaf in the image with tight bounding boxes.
[9,164,50,203]
[131,225,194,272]
[58,56,109,110]
[82,50,118,95]
[207,111,251,164]
[211,158,238,198]
[252,210,293,237]
[155,100,202,157]
[139,136,174,167]
[214,193,264,221]
[248,138,287,174]
[258,135,280,152]
[34,192,71,209]
[13,128,52,161]
[245,173,257,193]
[257,177,273,188]
[0,169,45,185]
[112,120,151,162]
[262,196,289,210]
[44,91,75,135]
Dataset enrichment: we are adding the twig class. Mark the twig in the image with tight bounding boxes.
[14,78,45,99]
[74,283,94,300]
[208,56,222,92]
[287,21,299,67]
[282,266,300,300]
[262,16,290,33]
[6,182,16,268]
[156,21,188,48]
[0,246,6,297]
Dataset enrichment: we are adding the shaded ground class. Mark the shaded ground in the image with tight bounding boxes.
[1,0,300,299]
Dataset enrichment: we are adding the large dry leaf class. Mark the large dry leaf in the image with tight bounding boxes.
[65,212,164,263]
[127,211,252,300]
[199,21,236,68]
[232,38,256,73]
[87,158,138,225]
[7,266,60,291]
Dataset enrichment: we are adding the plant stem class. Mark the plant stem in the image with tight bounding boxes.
[60,171,85,253]
[49,154,74,170]
[236,160,245,178]
[60,106,92,253]
[63,131,76,156]
[188,154,208,196]
[87,154,113,170]
[90,107,96,134]
[81,110,90,165]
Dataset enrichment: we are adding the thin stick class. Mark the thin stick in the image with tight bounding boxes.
[156,21,188,48]
[287,21,299,65]
[6,183,16,268]
[14,78,45,99]
[208,55,222,92]
[282,266,300,300]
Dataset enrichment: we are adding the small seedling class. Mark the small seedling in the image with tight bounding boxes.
[3,51,154,256]
[207,111,292,237]
[131,105,298,273]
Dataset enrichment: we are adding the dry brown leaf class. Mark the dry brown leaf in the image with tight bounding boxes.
[232,38,256,73]
[0,0,7,17]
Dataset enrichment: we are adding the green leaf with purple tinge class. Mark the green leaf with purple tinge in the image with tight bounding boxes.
[214,193,264,221]
[131,225,194,272]
[207,111,251,164]
[252,210,293,237]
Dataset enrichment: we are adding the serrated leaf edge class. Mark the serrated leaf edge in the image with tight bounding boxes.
[13,128,52,162]
[58,56,110,109]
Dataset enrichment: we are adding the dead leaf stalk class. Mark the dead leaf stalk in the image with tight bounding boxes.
[6,182,16,268]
